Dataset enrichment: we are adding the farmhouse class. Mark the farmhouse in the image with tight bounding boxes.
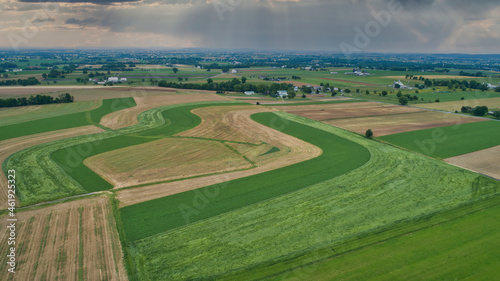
[107,77,119,83]
[277,90,288,98]
[393,80,410,89]
[231,69,238,74]
[244,91,255,95]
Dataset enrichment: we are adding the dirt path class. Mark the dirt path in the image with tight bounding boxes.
[100,93,231,129]
[117,107,322,207]
[0,196,127,280]
[0,126,103,210]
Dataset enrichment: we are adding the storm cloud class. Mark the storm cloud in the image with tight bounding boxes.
[3,0,500,53]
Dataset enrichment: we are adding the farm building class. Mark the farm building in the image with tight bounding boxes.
[107,77,119,83]
[231,69,238,74]
[277,90,288,98]
[120,78,127,82]
[393,80,410,89]
[244,91,255,95]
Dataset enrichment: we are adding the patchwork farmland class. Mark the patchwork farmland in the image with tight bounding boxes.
[1,60,500,281]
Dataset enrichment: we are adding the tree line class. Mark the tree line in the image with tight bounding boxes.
[158,77,296,97]
[0,77,40,86]
[0,93,74,108]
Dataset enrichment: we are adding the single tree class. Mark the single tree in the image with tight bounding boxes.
[365,129,373,139]
[173,67,179,74]
[398,96,409,105]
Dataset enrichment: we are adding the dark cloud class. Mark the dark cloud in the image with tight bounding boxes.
[18,0,140,5]
[65,17,100,26]
[32,17,56,24]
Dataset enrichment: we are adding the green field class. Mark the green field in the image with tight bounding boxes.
[123,112,499,280]
[3,101,245,205]
[51,102,247,193]
[272,195,500,281]
[0,97,136,141]
[379,121,500,158]
[120,111,371,241]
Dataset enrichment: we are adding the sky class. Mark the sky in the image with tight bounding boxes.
[1,0,499,54]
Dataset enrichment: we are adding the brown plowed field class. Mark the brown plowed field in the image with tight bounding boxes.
[100,93,230,129]
[117,107,322,207]
[325,111,485,136]
[0,196,127,281]
[445,145,500,180]
[85,138,252,188]
[0,126,103,210]
[284,103,425,121]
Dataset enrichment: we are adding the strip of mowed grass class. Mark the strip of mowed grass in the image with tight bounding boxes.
[125,112,499,280]
[0,97,136,141]
[379,120,500,159]
[50,103,247,192]
[270,195,500,281]
[120,112,371,241]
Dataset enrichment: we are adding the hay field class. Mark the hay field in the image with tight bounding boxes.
[85,138,252,188]
[179,105,265,143]
[445,145,500,180]
[326,111,485,136]
[116,107,322,207]
[0,196,127,281]
[100,93,230,129]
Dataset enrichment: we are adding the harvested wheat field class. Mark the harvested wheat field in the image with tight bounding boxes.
[445,145,500,180]
[179,105,266,144]
[282,103,425,121]
[326,111,486,136]
[0,196,127,281]
[0,126,103,210]
[85,138,253,188]
[415,97,500,112]
[100,93,230,129]
[117,107,322,207]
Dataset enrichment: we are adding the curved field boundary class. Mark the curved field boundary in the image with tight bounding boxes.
[379,120,500,159]
[0,126,104,210]
[116,107,322,206]
[0,97,136,141]
[4,101,246,206]
[100,94,230,130]
[51,102,246,192]
[125,112,500,281]
[120,112,371,241]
